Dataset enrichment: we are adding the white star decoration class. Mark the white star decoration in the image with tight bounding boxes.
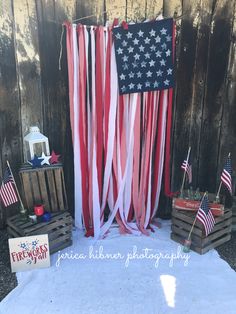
[41,152,51,165]
[120,73,126,80]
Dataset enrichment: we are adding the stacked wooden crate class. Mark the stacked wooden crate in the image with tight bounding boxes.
[171,203,232,254]
[7,163,72,254]
[7,211,72,254]
[232,197,236,231]
[19,163,68,212]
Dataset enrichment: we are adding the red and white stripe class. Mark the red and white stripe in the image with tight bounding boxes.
[0,182,18,207]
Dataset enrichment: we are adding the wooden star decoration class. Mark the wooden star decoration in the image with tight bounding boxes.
[40,152,51,166]
[29,155,44,168]
[50,150,60,164]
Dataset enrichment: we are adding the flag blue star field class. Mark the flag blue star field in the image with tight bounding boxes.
[112,18,175,95]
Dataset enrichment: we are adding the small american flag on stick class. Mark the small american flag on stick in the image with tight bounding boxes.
[221,155,232,195]
[0,165,18,207]
[181,160,192,183]
[196,193,215,236]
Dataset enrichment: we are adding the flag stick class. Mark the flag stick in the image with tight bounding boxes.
[6,160,26,214]
[180,146,191,197]
[215,152,231,202]
[185,191,207,243]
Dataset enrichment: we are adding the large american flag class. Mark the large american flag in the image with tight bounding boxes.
[221,155,232,195]
[0,165,18,207]
[196,194,215,236]
[113,18,174,95]
[181,160,192,183]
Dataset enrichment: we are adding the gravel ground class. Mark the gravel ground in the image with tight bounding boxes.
[0,229,235,302]
[0,229,17,302]
[216,231,236,271]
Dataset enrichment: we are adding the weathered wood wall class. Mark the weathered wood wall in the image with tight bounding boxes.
[0,0,235,226]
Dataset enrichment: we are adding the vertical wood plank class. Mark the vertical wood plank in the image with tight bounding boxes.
[20,172,34,210]
[158,0,182,217]
[30,171,41,204]
[163,0,182,18]
[0,0,22,225]
[36,0,76,214]
[171,0,201,192]
[217,1,236,197]
[181,0,214,190]
[54,168,65,210]
[198,0,235,193]
[37,170,50,211]
[13,0,43,135]
[76,0,105,25]
[126,0,146,22]
[46,169,58,211]
[146,0,163,19]
[105,0,126,23]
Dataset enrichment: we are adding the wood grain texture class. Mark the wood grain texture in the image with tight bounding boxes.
[105,0,126,23]
[217,1,236,196]
[198,0,235,193]
[36,0,75,214]
[13,0,43,135]
[171,0,202,192]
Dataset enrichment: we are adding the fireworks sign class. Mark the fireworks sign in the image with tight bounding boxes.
[8,234,50,272]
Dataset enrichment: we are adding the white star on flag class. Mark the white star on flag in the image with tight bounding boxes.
[117,48,123,54]
[126,32,133,38]
[160,27,167,35]
[138,30,144,37]
[149,29,156,36]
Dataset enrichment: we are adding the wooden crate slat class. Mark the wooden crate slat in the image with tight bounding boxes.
[172,217,203,237]
[20,172,34,210]
[61,167,68,210]
[37,170,50,211]
[201,225,231,246]
[171,225,202,246]
[54,168,65,210]
[30,171,41,204]
[171,232,231,255]
[46,169,58,212]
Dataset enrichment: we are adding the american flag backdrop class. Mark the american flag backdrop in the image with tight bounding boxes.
[196,194,215,236]
[64,20,175,238]
[0,165,18,207]
[221,155,232,195]
[113,18,174,94]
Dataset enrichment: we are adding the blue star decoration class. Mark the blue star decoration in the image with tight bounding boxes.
[113,18,175,95]
[29,155,44,168]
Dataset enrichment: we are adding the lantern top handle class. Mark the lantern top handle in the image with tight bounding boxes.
[24,126,48,142]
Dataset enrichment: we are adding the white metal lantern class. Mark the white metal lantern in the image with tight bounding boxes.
[24,126,50,161]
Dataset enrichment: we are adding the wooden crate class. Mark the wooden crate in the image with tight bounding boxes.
[7,211,72,254]
[232,196,236,231]
[171,208,232,254]
[19,163,68,213]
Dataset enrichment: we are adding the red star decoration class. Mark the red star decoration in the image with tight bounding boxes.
[50,150,60,164]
